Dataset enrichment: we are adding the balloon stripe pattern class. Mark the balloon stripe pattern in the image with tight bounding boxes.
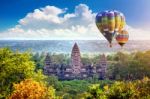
[96,10,126,47]
[96,10,126,33]
[116,30,129,47]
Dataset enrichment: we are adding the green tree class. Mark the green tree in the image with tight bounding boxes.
[52,53,70,64]
[0,48,35,98]
[86,77,150,99]
[46,76,63,91]
[87,84,106,99]
[32,52,45,71]
[108,51,150,80]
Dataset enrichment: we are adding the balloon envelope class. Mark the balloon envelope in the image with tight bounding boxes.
[96,10,126,47]
[116,30,129,47]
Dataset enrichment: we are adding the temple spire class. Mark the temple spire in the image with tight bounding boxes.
[45,53,52,66]
[100,54,107,79]
[71,43,82,75]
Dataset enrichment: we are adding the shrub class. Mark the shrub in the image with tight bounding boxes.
[8,79,56,99]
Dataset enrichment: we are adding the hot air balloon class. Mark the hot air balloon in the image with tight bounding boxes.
[116,30,129,47]
[96,10,126,47]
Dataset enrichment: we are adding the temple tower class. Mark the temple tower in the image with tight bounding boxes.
[99,54,107,79]
[71,43,82,75]
[44,53,53,67]
[44,53,57,76]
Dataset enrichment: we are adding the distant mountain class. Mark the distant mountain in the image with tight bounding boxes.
[0,40,150,53]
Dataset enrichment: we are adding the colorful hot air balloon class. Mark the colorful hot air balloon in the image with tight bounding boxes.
[116,30,129,47]
[96,10,126,47]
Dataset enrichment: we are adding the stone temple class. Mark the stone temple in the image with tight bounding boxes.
[71,43,83,75]
[44,43,107,80]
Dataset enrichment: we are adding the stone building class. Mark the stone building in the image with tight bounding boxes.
[71,43,83,75]
[96,54,107,79]
[44,43,107,80]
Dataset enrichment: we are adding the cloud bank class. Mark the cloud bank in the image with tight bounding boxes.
[0,4,149,40]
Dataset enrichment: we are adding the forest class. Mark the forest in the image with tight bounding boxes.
[0,47,150,99]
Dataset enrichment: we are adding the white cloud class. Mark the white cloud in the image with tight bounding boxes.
[0,25,101,40]
[19,6,66,25]
[8,25,24,33]
[0,4,149,40]
[125,25,150,40]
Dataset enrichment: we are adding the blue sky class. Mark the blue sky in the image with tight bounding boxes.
[0,0,150,40]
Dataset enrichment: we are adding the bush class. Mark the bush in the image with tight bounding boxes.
[87,77,150,99]
[8,79,56,99]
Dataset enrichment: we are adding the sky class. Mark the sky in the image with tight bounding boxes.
[0,0,150,40]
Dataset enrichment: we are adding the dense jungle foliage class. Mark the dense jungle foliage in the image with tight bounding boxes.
[0,48,150,99]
